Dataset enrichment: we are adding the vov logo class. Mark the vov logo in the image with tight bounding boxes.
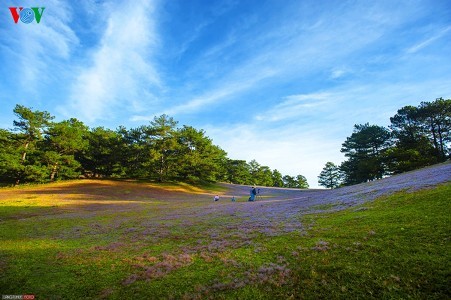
[9,7,45,24]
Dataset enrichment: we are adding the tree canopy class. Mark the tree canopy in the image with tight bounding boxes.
[326,98,451,187]
[318,162,341,189]
[0,105,308,188]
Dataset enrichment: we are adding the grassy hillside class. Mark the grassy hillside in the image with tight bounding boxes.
[0,177,449,299]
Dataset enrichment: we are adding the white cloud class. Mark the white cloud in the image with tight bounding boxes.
[137,0,397,119]
[330,68,348,79]
[202,78,451,188]
[205,123,345,188]
[1,0,450,189]
[60,0,160,123]
[255,93,331,122]
[132,60,277,121]
[406,26,451,54]
[0,0,78,92]
[166,71,274,115]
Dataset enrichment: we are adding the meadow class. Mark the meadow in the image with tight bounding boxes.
[0,163,450,299]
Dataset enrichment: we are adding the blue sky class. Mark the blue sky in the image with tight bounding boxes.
[1,0,450,187]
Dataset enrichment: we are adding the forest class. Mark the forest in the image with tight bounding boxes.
[1,98,449,188]
[0,106,308,188]
[318,98,451,188]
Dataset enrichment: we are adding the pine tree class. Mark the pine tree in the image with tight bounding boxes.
[318,162,341,189]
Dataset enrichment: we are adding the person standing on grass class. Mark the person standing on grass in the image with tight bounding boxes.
[249,186,257,201]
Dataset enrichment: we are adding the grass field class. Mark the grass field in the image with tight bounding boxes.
[0,178,450,299]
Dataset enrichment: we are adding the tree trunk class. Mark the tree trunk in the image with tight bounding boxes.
[430,124,440,160]
[15,141,30,186]
[50,163,58,181]
[436,124,445,161]
[158,155,164,182]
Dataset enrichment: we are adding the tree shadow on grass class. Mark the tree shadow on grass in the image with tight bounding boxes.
[1,180,215,203]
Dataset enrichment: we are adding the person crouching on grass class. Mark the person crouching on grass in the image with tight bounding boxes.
[214,195,220,201]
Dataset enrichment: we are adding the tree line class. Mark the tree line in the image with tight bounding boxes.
[0,105,308,188]
[318,98,451,188]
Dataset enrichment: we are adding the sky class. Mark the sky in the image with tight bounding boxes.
[1,0,450,188]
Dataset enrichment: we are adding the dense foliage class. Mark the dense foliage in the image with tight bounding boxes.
[317,162,341,189]
[0,105,308,188]
[318,98,451,188]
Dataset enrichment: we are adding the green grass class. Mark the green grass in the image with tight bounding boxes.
[285,184,450,299]
[0,182,449,299]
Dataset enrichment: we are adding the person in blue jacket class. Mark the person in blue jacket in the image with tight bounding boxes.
[249,186,257,201]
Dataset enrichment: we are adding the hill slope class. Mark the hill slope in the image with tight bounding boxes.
[215,161,451,218]
[0,163,449,299]
[223,161,451,203]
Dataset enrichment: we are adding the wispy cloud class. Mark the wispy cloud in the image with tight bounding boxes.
[132,56,277,121]
[136,0,399,120]
[59,0,160,122]
[0,0,78,92]
[406,26,451,54]
[255,93,331,122]
[1,0,450,187]
[330,67,351,79]
[204,78,451,188]
[205,122,345,188]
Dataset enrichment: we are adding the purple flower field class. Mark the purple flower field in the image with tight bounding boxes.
[192,161,451,237]
[1,162,449,298]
